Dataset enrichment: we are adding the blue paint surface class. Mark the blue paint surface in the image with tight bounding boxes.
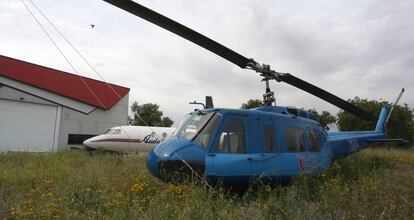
[147,106,399,186]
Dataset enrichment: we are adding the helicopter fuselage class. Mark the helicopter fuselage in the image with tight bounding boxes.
[97,0,402,186]
[146,106,389,186]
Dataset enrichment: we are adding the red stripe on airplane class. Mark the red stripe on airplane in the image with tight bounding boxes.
[91,138,141,143]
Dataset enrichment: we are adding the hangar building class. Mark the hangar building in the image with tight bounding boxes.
[0,55,130,152]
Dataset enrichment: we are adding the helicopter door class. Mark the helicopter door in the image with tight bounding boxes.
[305,129,323,173]
[255,120,282,181]
[279,127,310,177]
[205,116,263,184]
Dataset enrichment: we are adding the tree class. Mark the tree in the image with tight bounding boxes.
[161,116,174,127]
[241,99,264,109]
[337,97,414,143]
[309,109,337,130]
[129,101,174,127]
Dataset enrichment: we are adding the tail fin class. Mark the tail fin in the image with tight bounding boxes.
[375,106,390,133]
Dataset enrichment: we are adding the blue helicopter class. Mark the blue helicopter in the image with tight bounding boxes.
[104,0,407,185]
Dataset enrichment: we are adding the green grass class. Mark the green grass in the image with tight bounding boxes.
[1,148,414,219]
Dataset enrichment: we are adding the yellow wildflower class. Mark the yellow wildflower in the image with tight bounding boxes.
[131,183,146,192]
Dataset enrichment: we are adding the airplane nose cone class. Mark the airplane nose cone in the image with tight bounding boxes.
[83,139,90,146]
[83,136,101,149]
[83,138,94,149]
[146,149,160,178]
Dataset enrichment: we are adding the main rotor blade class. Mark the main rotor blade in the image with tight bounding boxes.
[104,0,378,122]
[277,73,378,122]
[102,0,251,68]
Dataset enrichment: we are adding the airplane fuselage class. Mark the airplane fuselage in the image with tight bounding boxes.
[83,126,175,152]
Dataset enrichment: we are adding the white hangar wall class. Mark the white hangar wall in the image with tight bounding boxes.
[0,86,60,152]
[58,95,129,150]
[0,85,129,152]
[0,84,55,105]
[0,55,130,152]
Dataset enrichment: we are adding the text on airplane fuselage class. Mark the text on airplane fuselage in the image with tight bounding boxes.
[138,135,165,144]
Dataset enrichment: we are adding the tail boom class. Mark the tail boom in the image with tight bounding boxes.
[374,106,390,133]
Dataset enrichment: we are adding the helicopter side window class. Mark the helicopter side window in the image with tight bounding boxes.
[307,130,321,152]
[216,130,229,152]
[263,125,277,152]
[215,118,246,154]
[285,128,305,152]
[193,114,223,149]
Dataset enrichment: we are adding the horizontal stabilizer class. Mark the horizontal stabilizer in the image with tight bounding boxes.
[367,139,408,144]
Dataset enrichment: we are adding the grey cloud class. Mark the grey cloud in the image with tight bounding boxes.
[1,0,413,124]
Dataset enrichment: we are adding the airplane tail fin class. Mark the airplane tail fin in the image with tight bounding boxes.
[375,106,391,133]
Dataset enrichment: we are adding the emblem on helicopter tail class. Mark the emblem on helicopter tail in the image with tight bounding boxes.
[298,156,317,173]
[347,139,359,152]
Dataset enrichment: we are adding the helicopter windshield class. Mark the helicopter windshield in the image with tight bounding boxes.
[172,111,216,141]
[193,113,222,149]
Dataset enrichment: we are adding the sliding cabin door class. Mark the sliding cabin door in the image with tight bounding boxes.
[205,115,263,185]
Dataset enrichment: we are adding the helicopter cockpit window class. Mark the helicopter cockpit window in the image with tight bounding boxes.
[285,128,305,152]
[193,114,223,149]
[263,125,277,152]
[307,130,321,152]
[172,111,216,141]
[215,118,246,154]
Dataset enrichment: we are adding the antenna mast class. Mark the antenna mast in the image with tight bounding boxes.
[262,78,275,106]
[386,88,405,124]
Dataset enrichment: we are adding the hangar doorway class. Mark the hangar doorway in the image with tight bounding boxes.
[0,99,61,152]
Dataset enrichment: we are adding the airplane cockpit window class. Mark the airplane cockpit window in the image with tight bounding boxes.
[214,118,246,154]
[104,129,114,134]
[193,114,222,149]
[172,111,216,141]
[308,130,321,152]
[285,127,305,152]
[263,125,277,152]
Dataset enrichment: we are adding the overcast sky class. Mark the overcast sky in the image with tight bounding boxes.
[1,0,413,125]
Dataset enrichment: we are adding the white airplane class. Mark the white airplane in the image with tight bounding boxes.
[83,126,176,153]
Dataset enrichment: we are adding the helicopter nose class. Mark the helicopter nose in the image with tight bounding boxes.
[146,149,160,178]
[146,137,206,181]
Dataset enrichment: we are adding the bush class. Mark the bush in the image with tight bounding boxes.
[1,149,413,219]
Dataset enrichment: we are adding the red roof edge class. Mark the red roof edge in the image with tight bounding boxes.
[0,55,130,110]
